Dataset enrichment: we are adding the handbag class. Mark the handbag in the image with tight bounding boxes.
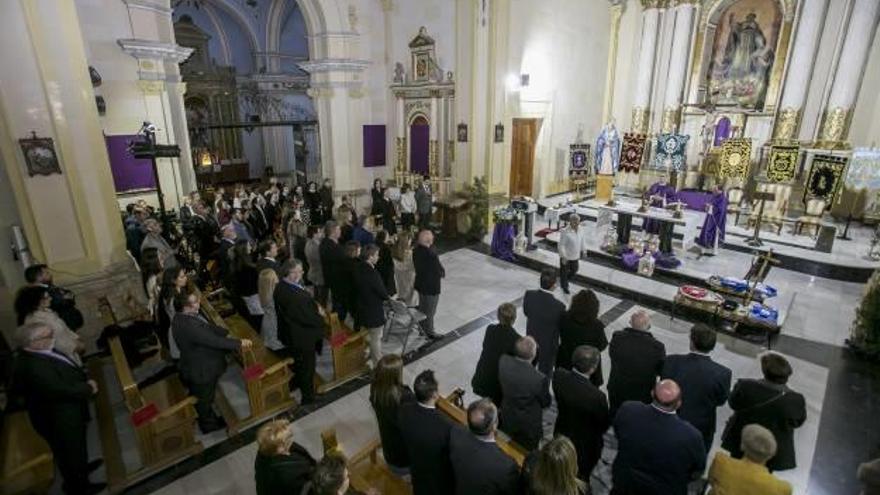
[722,384,787,445]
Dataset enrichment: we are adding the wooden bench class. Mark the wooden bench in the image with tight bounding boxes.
[436,389,527,466]
[0,411,54,495]
[197,289,297,434]
[317,313,369,394]
[321,429,411,495]
[91,336,203,492]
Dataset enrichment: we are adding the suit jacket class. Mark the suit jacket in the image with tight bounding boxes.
[191,215,219,258]
[216,238,236,287]
[376,244,397,295]
[661,352,732,447]
[172,312,240,384]
[254,442,316,495]
[398,402,455,495]
[471,323,519,405]
[707,452,792,495]
[612,401,706,495]
[353,261,389,328]
[273,280,326,350]
[371,386,415,468]
[256,257,280,276]
[413,245,444,295]
[249,206,270,240]
[11,350,92,441]
[415,187,433,214]
[607,327,666,412]
[449,427,521,495]
[45,284,84,331]
[552,368,610,479]
[556,313,607,386]
[319,238,346,292]
[498,355,551,450]
[721,379,806,471]
[522,289,565,375]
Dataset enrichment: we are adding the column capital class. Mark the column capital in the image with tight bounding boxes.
[137,80,166,95]
[640,0,665,8]
[122,0,172,16]
[297,58,370,74]
[117,38,193,63]
[771,107,802,142]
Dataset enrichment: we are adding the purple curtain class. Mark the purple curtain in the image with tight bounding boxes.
[410,125,429,174]
[714,117,731,147]
[363,125,386,167]
[104,134,156,192]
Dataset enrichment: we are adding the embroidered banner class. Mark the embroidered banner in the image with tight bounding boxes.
[654,133,689,170]
[766,144,799,183]
[620,133,647,173]
[718,138,752,179]
[569,143,591,178]
[804,154,847,204]
[844,147,880,191]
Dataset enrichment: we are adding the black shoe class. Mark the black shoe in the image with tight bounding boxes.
[84,482,108,495]
[199,422,226,434]
[87,459,104,474]
[425,332,443,341]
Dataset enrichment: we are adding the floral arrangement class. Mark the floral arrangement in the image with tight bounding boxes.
[493,205,522,223]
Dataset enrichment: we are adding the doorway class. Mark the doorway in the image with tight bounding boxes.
[509,118,541,197]
[410,115,429,175]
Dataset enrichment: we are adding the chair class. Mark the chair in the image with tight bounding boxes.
[795,198,827,237]
[382,299,426,355]
[726,187,745,225]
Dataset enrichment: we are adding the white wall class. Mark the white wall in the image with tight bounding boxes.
[850,26,880,147]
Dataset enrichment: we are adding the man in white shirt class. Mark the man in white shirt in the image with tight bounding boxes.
[557,214,588,294]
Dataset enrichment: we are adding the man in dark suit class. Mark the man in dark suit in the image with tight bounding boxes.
[172,292,251,433]
[215,224,238,288]
[553,345,611,481]
[255,239,280,275]
[25,264,84,331]
[354,244,389,366]
[190,201,219,272]
[498,336,551,451]
[249,198,270,241]
[449,399,521,494]
[471,302,520,406]
[413,229,444,339]
[522,268,565,376]
[319,221,348,319]
[612,380,706,495]
[398,370,454,495]
[607,310,666,415]
[11,322,105,495]
[661,324,732,451]
[274,259,327,404]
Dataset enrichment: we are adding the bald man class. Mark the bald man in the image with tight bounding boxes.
[612,380,706,495]
[413,230,444,339]
[607,310,666,416]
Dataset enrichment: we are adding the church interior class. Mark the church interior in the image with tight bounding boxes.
[1,0,880,494]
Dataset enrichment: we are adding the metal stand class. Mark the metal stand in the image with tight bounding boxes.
[747,191,775,247]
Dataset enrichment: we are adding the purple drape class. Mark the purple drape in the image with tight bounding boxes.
[491,222,516,261]
[105,134,156,192]
[410,125,429,175]
[714,117,731,147]
[363,125,386,167]
[676,190,713,211]
[697,191,728,248]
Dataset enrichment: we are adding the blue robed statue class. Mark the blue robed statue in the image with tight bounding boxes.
[595,120,621,175]
[643,177,678,234]
[697,184,728,254]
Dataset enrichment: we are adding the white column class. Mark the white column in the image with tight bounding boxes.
[602,1,626,123]
[395,96,406,181]
[818,0,880,146]
[773,0,829,141]
[429,93,439,177]
[661,1,696,133]
[632,2,661,133]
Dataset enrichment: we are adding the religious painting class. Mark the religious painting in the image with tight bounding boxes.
[19,133,61,177]
[457,123,468,143]
[494,123,504,143]
[706,0,782,111]
[718,138,752,179]
[620,133,647,174]
[804,155,847,204]
[845,148,880,191]
[653,133,689,171]
[569,143,590,178]
[766,145,799,183]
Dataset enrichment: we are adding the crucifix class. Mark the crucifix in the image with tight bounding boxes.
[744,248,781,284]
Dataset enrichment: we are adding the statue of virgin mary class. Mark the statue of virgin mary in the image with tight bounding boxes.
[595,120,621,175]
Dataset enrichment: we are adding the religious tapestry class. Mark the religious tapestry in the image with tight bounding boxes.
[766,144,799,183]
[804,154,847,204]
[706,0,783,111]
[653,133,689,170]
[718,138,752,179]
[569,143,590,179]
[620,133,647,173]
[844,148,880,191]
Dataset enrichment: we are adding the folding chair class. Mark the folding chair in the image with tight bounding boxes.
[382,299,426,355]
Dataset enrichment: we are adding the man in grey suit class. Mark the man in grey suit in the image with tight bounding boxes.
[415,177,433,230]
[498,336,552,451]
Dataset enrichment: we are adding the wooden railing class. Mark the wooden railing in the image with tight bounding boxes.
[0,411,54,495]
[317,312,369,393]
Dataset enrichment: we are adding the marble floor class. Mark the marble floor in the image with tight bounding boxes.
[138,248,853,495]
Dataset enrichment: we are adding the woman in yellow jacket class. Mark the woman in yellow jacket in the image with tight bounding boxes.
[708,423,793,495]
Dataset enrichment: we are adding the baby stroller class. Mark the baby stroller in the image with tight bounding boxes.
[383,299,426,355]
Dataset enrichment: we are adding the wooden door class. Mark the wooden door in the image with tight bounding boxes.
[509,118,541,197]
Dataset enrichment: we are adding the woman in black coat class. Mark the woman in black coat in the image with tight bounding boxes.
[375,230,397,297]
[254,419,316,495]
[722,352,807,471]
[305,181,322,225]
[369,354,414,475]
[556,289,608,386]
[319,178,334,221]
[370,179,384,216]
[471,302,520,407]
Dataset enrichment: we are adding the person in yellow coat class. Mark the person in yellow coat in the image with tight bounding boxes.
[708,423,793,495]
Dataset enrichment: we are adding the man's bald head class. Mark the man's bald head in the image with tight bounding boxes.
[417,229,434,247]
[630,310,651,331]
[653,379,682,411]
[466,399,497,438]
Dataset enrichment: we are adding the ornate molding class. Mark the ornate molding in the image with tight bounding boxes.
[117,39,193,63]
[429,140,439,178]
[137,80,166,95]
[772,107,801,142]
[396,137,407,174]
[816,107,853,149]
[122,0,171,15]
[631,107,652,134]
[306,87,335,99]
[297,58,370,74]
[702,0,796,24]
[348,87,365,99]
[660,106,681,133]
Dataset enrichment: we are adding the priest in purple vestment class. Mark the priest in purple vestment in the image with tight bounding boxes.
[643,179,678,234]
[697,185,728,254]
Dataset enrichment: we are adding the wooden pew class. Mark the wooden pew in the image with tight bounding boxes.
[321,429,411,495]
[92,336,203,492]
[436,389,527,466]
[0,411,54,495]
[97,296,163,366]
[317,313,370,394]
[196,288,297,434]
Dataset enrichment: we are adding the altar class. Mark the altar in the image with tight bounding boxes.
[597,201,703,254]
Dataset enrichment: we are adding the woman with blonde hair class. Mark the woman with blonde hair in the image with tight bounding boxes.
[369,354,414,476]
[254,419,316,495]
[525,435,586,495]
[391,230,415,306]
[258,268,283,351]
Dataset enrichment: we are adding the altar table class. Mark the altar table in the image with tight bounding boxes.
[598,202,701,254]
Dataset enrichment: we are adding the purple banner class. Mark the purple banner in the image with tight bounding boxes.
[363,125,386,167]
[105,134,156,192]
[410,124,429,175]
